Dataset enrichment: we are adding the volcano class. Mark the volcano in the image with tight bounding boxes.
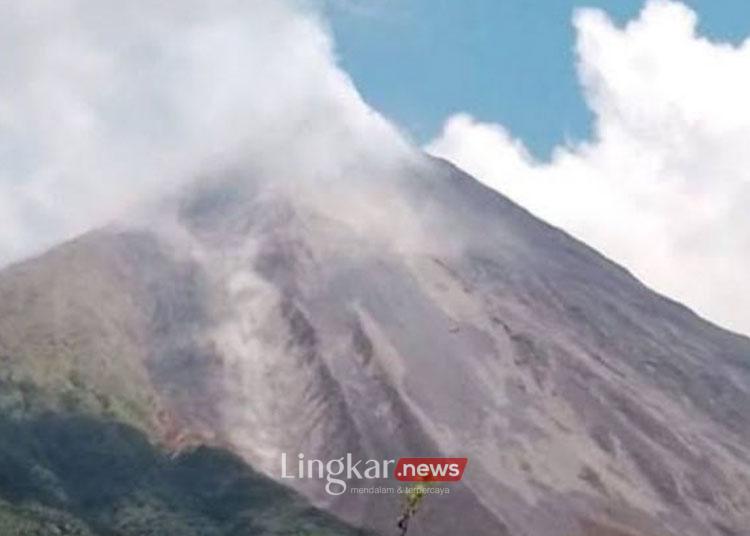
[0,154,748,536]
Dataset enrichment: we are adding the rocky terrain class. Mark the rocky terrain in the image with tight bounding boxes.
[0,154,749,535]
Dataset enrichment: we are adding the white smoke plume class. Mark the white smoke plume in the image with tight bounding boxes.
[0,0,409,266]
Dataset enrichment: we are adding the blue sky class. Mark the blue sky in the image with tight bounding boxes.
[1,0,748,334]
[327,0,750,159]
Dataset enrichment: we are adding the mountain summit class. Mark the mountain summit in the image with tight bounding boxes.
[1,155,748,536]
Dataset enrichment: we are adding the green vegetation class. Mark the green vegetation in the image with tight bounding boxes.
[0,237,370,534]
[0,412,368,535]
[397,483,429,536]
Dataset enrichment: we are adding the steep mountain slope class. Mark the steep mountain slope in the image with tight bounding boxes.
[1,155,749,536]
[0,230,370,535]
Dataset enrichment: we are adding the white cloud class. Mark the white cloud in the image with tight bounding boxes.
[3,0,747,336]
[426,0,750,336]
[0,0,408,266]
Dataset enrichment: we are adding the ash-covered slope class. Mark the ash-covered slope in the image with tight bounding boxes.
[0,237,370,536]
[1,155,749,536]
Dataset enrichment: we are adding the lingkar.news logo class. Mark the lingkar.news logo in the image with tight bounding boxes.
[281,453,468,495]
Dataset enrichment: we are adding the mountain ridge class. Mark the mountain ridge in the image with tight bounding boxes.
[0,155,748,535]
